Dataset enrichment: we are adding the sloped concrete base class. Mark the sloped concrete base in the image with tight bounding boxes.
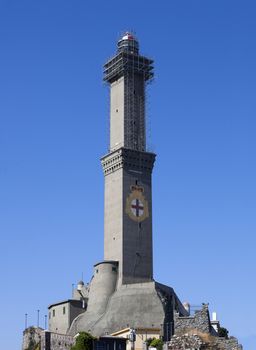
[68,281,187,337]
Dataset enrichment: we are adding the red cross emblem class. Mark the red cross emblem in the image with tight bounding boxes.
[131,198,144,217]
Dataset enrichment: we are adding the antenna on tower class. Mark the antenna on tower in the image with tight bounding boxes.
[25,313,28,329]
[37,309,40,328]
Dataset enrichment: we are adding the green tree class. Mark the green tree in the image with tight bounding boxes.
[218,327,229,339]
[71,332,96,350]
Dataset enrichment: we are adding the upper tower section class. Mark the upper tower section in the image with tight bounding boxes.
[104,33,154,152]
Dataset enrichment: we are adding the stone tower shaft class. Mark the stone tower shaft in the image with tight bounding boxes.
[102,33,155,285]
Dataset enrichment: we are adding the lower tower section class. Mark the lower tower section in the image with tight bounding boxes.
[101,148,156,285]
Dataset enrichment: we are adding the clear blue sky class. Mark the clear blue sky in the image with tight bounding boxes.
[0,1,255,349]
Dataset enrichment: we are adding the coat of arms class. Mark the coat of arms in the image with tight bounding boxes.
[125,185,149,222]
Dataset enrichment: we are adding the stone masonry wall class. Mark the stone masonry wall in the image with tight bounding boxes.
[174,304,211,334]
[172,303,243,349]
[41,331,75,350]
[22,328,75,350]
[168,333,243,350]
[168,333,205,349]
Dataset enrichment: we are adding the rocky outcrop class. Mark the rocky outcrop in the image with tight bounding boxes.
[22,327,44,350]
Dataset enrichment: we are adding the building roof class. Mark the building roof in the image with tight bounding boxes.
[111,327,161,336]
[48,299,83,309]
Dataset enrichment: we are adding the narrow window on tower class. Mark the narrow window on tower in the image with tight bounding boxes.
[53,309,55,317]
[63,307,66,315]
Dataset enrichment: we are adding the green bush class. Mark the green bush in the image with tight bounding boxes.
[145,338,155,347]
[71,332,96,350]
[149,338,163,350]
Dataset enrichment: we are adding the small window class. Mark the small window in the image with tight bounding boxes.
[116,109,118,112]
[49,312,51,319]
[53,309,55,317]
[63,307,66,315]
[112,266,117,272]
[96,269,99,273]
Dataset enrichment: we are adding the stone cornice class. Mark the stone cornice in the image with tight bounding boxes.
[101,148,156,176]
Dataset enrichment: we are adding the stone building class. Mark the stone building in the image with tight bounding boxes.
[48,299,85,334]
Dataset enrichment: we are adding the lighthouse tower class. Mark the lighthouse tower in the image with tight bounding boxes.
[23,32,243,350]
[67,33,187,338]
[101,33,155,285]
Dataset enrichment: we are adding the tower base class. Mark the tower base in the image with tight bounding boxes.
[68,275,187,339]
